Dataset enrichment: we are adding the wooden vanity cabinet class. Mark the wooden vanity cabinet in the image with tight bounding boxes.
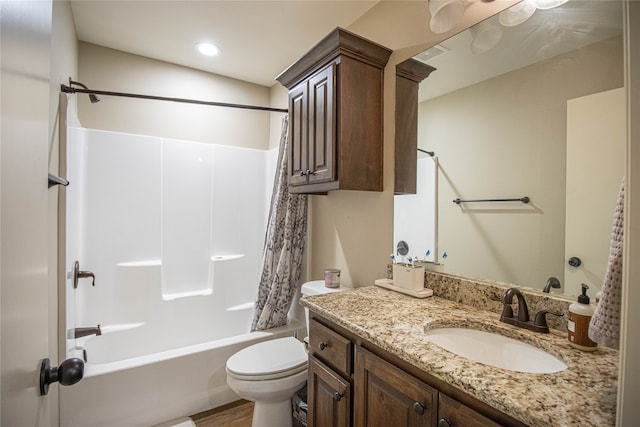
[354,346,437,427]
[276,28,392,194]
[438,393,501,427]
[394,58,436,195]
[308,317,354,426]
[307,313,527,427]
[308,355,351,427]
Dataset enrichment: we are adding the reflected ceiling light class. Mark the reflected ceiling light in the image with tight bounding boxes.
[196,42,220,56]
[534,0,569,10]
[499,0,537,27]
[469,21,503,54]
[429,0,467,34]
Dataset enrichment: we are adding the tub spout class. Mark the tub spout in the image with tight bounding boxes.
[74,325,102,338]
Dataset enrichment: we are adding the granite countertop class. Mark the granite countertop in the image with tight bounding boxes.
[301,286,618,427]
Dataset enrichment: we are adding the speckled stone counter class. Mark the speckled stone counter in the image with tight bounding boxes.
[301,286,618,427]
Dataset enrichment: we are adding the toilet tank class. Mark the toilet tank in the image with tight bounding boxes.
[300,280,343,333]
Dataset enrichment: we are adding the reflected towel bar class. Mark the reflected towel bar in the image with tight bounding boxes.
[453,196,530,205]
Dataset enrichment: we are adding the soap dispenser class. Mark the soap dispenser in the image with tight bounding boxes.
[567,284,597,351]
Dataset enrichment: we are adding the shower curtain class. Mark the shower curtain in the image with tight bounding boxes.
[251,116,308,331]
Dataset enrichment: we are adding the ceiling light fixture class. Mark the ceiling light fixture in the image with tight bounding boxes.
[499,0,537,27]
[534,0,569,10]
[196,42,220,57]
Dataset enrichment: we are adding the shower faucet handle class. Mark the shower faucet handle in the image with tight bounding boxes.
[73,261,96,288]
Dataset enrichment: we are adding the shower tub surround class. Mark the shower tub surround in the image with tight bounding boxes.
[61,126,288,426]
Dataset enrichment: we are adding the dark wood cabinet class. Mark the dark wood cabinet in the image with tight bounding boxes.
[308,355,351,427]
[394,58,436,195]
[354,346,437,427]
[438,393,502,427]
[276,28,392,194]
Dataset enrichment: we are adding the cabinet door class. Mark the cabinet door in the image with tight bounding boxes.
[308,355,351,427]
[438,394,501,427]
[355,346,437,427]
[307,63,336,184]
[288,81,308,186]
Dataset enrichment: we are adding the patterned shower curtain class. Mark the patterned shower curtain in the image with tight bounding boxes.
[251,116,308,331]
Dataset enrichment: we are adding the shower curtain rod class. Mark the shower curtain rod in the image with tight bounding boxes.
[60,84,288,113]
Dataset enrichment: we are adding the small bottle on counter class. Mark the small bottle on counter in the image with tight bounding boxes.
[567,283,597,351]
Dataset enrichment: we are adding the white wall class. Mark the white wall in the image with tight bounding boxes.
[77,42,275,150]
[417,36,622,289]
[300,1,518,288]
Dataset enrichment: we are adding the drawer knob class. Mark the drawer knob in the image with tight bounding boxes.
[413,402,425,415]
[319,342,327,351]
[334,392,343,402]
[438,418,453,427]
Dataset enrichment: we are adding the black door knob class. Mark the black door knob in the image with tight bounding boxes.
[413,402,425,415]
[39,357,84,395]
[438,418,453,427]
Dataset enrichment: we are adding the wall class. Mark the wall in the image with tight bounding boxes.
[417,36,622,290]
[77,42,276,150]
[620,2,640,424]
[298,1,518,288]
[49,3,79,425]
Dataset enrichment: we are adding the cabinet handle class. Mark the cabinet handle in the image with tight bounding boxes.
[413,402,425,415]
[319,342,327,351]
[334,392,343,402]
[307,169,316,175]
[438,418,453,427]
[298,170,307,176]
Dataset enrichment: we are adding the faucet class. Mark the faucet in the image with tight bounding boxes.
[542,276,561,293]
[500,288,562,333]
[74,325,102,338]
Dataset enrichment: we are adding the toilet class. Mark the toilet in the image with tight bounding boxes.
[226,280,342,427]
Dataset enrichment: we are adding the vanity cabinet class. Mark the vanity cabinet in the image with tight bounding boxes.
[308,317,353,426]
[354,346,437,427]
[394,58,436,195]
[307,313,526,427]
[276,28,392,194]
[308,355,351,427]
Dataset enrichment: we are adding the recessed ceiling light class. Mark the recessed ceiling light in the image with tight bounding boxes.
[196,42,220,57]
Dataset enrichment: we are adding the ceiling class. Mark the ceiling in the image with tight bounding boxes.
[416,0,624,101]
[70,1,379,88]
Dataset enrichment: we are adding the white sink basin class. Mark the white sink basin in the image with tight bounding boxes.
[425,328,567,374]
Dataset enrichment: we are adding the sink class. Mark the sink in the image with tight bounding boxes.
[424,328,567,374]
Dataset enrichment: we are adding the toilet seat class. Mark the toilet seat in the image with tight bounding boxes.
[226,337,307,381]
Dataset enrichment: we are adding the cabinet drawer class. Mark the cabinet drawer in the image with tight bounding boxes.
[309,318,352,378]
[438,393,501,427]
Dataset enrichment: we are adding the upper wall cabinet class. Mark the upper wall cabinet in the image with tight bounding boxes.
[395,59,435,195]
[276,28,392,194]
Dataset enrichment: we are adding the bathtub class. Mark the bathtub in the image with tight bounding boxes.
[61,126,289,426]
[60,318,301,427]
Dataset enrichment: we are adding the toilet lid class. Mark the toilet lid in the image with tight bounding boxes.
[226,337,307,380]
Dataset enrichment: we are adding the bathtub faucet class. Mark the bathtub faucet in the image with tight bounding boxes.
[74,325,102,338]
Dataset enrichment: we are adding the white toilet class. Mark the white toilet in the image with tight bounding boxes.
[226,280,342,427]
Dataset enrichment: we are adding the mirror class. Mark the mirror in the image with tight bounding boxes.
[394,0,624,297]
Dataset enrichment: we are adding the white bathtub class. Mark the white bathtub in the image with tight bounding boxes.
[60,320,301,427]
[61,126,289,426]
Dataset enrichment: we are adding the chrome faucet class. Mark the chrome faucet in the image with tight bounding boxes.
[542,276,561,293]
[74,325,102,338]
[500,288,562,333]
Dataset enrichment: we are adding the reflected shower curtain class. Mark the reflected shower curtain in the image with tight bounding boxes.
[251,116,308,331]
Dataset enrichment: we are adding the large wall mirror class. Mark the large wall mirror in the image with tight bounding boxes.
[394,0,624,297]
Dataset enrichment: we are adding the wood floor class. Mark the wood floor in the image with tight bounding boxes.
[191,400,254,427]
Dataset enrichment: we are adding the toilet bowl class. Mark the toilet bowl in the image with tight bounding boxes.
[225,280,342,427]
